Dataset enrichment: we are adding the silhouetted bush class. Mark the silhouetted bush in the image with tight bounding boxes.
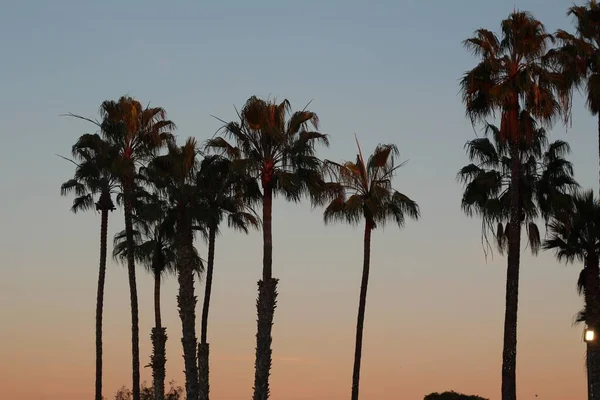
[113,380,183,400]
[424,390,488,400]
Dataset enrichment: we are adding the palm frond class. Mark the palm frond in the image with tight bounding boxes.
[323,141,419,230]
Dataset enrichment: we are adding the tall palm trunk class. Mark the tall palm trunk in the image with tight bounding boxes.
[597,115,600,198]
[199,225,216,400]
[586,255,600,400]
[501,143,522,400]
[155,270,162,329]
[351,219,373,400]
[253,184,278,400]
[124,180,141,400]
[151,271,167,400]
[95,207,109,400]
[177,211,199,400]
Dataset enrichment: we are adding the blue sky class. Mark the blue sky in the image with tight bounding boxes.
[0,1,598,399]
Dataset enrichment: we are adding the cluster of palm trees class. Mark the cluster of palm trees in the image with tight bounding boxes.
[459,3,600,400]
[59,2,600,400]
[61,96,419,400]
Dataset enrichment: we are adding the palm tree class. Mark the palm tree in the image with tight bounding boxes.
[60,133,119,400]
[322,140,420,400]
[195,155,260,400]
[544,190,600,399]
[459,12,567,400]
[67,96,175,400]
[113,192,178,400]
[147,137,207,400]
[206,95,329,400]
[548,1,600,196]
[458,114,577,399]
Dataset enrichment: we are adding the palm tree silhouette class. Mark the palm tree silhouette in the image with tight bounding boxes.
[322,139,420,400]
[146,137,207,400]
[196,154,260,400]
[544,190,600,398]
[206,96,329,400]
[113,187,201,400]
[460,11,569,399]
[68,97,175,400]
[60,133,119,400]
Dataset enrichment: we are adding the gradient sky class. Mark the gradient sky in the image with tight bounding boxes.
[0,1,597,399]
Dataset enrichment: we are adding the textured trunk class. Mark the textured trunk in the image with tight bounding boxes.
[199,225,216,400]
[351,219,373,400]
[152,273,166,400]
[95,208,109,400]
[598,115,600,198]
[198,343,209,400]
[501,143,522,400]
[151,327,167,400]
[177,212,199,400]
[589,346,600,400]
[587,256,600,400]
[155,272,162,329]
[253,278,278,400]
[253,184,276,400]
[262,185,273,282]
[124,180,141,400]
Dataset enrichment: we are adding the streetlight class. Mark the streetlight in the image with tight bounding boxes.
[585,327,596,343]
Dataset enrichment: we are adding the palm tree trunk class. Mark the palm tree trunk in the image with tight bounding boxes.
[177,214,199,400]
[253,185,278,400]
[152,273,167,400]
[351,219,373,400]
[597,114,600,198]
[586,255,600,400]
[95,208,109,400]
[151,327,167,400]
[124,184,141,400]
[199,225,216,400]
[501,143,522,400]
[155,272,162,329]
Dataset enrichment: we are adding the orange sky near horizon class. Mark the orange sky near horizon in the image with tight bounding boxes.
[0,204,588,399]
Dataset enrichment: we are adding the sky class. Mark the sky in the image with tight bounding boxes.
[0,0,597,399]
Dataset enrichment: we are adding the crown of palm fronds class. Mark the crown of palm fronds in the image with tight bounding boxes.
[99,96,176,162]
[63,96,175,193]
[546,1,600,119]
[544,190,600,264]
[322,139,420,229]
[460,11,564,141]
[195,154,261,235]
[60,133,120,213]
[544,190,600,327]
[205,96,329,204]
[142,137,209,243]
[458,112,578,256]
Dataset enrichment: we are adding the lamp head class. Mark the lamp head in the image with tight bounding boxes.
[585,328,595,343]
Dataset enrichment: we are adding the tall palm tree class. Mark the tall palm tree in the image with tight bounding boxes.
[548,1,600,196]
[458,115,577,399]
[544,190,600,399]
[206,95,329,400]
[322,140,420,400]
[67,96,175,400]
[459,12,567,400]
[147,137,206,400]
[113,192,178,400]
[195,155,260,400]
[60,133,119,400]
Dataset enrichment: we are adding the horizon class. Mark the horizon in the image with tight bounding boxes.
[0,1,596,399]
